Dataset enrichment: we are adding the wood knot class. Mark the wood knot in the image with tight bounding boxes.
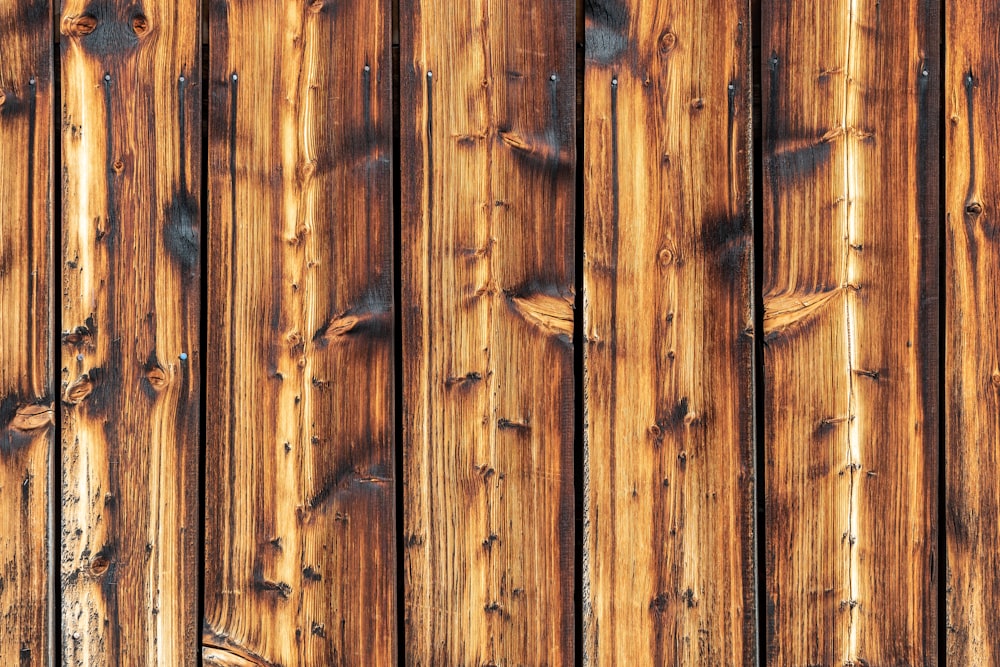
[308,0,325,13]
[112,159,125,173]
[145,366,169,391]
[690,98,704,110]
[63,13,97,37]
[506,290,574,341]
[991,371,1000,388]
[966,201,983,216]
[90,556,110,575]
[10,404,54,432]
[657,246,675,267]
[131,14,149,36]
[297,159,317,182]
[658,30,677,55]
[64,374,94,405]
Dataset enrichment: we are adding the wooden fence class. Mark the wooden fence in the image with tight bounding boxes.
[0,0,993,664]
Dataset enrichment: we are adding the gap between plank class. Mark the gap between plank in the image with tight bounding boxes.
[573,0,585,663]
[938,0,947,661]
[51,21,63,667]
[392,0,404,660]
[750,0,768,662]
[196,9,210,666]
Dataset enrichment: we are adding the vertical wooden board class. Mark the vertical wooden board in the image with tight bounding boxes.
[60,1,201,664]
[400,1,575,664]
[0,0,53,663]
[946,2,1000,662]
[762,1,939,664]
[203,0,395,664]
[582,0,755,664]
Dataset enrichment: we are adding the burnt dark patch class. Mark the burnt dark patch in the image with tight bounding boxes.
[306,459,390,510]
[497,417,530,433]
[164,191,200,273]
[766,140,832,182]
[584,0,630,65]
[302,566,322,582]
[81,365,115,417]
[701,213,749,277]
[586,0,629,33]
[586,26,628,66]
[74,4,141,55]
[0,393,18,432]
[445,371,483,388]
[649,397,690,446]
[0,89,26,117]
[312,292,393,347]
[311,621,326,637]
[649,592,670,616]
[251,568,292,599]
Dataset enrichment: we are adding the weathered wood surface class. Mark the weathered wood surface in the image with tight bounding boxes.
[762,0,939,664]
[400,0,576,663]
[582,0,756,664]
[203,0,396,664]
[0,0,53,663]
[946,2,1000,661]
[60,0,202,663]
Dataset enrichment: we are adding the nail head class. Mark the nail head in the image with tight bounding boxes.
[179,352,188,361]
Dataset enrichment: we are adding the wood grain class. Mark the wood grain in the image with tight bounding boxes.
[946,2,1000,662]
[400,0,576,663]
[60,0,201,663]
[0,0,53,663]
[582,0,756,664]
[203,0,396,664]
[762,0,939,663]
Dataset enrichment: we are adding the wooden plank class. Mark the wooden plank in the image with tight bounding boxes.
[946,2,1000,661]
[203,0,395,664]
[582,0,756,663]
[0,0,53,662]
[400,1,576,663]
[762,1,939,664]
[60,1,201,663]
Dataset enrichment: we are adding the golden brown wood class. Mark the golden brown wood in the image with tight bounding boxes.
[762,1,940,663]
[60,0,201,663]
[0,1,53,663]
[400,1,576,663]
[203,0,396,664]
[946,3,1000,662]
[583,1,756,663]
